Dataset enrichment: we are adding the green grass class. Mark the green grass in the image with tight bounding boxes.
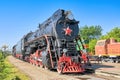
[0,55,31,80]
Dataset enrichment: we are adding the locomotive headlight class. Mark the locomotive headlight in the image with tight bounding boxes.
[63,48,68,53]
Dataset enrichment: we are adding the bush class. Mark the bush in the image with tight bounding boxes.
[0,51,7,79]
[0,52,30,80]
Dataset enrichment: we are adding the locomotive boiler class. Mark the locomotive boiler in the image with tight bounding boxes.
[12,9,91,73]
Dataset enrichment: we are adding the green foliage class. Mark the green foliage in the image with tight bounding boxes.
[89,39,97,55]
[0,52,30,80]
[0,52,7,79]
[79,25,102,40]
[2,58,30,80]
[79,25,102,54]
[100,27,120,42]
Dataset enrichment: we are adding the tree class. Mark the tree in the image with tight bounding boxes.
[100,27,120,42]
[2,45,8,51]
[1,45,8,58]
[79,25,102,54]
[89,39,97,55]
[79,25,102,41]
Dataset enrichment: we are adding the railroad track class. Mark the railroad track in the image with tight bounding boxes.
[8,56,120,80]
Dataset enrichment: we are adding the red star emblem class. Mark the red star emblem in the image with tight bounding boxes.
[63,27,72,36]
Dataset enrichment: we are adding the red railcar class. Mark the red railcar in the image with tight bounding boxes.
[95,39,120,63]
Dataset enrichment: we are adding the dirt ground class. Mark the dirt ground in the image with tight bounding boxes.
[8,56,120,80]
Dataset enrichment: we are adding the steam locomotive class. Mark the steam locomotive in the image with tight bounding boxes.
[12,9,91,73]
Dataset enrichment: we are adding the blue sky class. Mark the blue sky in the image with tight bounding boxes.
[0,0,120,50]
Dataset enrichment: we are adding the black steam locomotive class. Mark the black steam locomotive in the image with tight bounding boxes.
[12,9,91,73]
